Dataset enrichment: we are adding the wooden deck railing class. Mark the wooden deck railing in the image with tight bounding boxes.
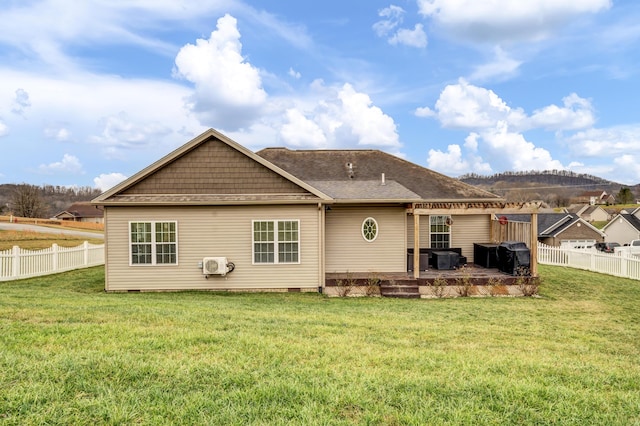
[491,218,531,245]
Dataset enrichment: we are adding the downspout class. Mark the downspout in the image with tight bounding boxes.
[414,211,420,279]
[318,203,325,293]
[530,212,538,277]
[103,207,109,292]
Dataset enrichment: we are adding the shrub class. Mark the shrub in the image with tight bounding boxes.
[336,272,357,297]
[486,276,506,297]
[454,267,473,297]
[431,275,447,298]
[518,276,541,297]
[365,273,381,296]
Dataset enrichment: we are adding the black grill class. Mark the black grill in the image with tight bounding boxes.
[497,241,531,276]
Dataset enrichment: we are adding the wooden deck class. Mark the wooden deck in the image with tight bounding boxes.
[325,265,538,298]
[326,265,533,286]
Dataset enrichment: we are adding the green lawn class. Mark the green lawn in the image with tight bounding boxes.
[1,266,639,425]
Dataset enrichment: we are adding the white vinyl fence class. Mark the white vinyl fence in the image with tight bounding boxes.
[538,242,640,281]
[0,242,105,281]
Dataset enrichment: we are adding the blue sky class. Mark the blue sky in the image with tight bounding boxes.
[1,0,640,191]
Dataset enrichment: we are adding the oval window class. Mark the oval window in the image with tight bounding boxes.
[362,217,378,242]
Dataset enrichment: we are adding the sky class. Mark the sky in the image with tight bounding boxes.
[1,0,640,191]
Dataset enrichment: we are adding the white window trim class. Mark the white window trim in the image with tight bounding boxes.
[128,221,178,266]
[429,215,451,249]
[252,219,301,265]
[361,217,379,242]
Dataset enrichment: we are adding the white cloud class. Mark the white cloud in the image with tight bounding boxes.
[566,126,640,157]
[529,93,595,130]
[417,0,612,43]
[288,68,301,79]
[414,106,435,118]
[427,143,492,175]
[173,14,267,130]
[338,83,400,148]
[37,154,83,175]
[44,125,71,141]
[373,5,426,48]
[479,123,564,171]
[91,112,173,155]
[277,82,401,150]
[93,172,128,192]
[558,123,640,184]
[428,79,527,130]
[389,24,427,48]
[0,1,240,72]
[464,132,479,151]
[11,88,31,115]
[0,120,8,137]
[469,47,522,82]
[0,67,203,161]
[419,80,573,173]
[615,154,636,167]
[373,5,405,37]
[421,80,595,133]
[280,109,327,147]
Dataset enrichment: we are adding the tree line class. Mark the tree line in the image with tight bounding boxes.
[0,184,102,218]
[459,169,615,185]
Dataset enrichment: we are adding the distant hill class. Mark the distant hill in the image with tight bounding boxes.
[459,170,620,187]
[458,170,639,206]
[0,184,102,218]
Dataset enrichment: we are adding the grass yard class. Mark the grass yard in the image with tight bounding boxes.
[1,266,639,425]
[0,229,104,251]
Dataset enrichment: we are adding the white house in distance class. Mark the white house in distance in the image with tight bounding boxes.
[565,204,609,223]
[602,208,640,245]
[92,129,539,293]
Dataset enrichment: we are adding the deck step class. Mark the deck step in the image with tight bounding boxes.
[380,284,420,299]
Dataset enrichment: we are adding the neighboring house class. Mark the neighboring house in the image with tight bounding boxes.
[602,212,640,245]
[503,213,605,247]
[54,202,104,223]
[92,129,538,292]
[577,190,614,205]
[565,204,609,222]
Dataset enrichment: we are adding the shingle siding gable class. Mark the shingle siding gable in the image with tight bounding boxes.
[123,138,310,195]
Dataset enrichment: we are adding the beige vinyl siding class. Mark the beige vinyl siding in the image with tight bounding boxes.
[450,215,491,263]
[407,214,491,263]
[104,205,320,291]
[406,214,430,249]
[325,206,406,273]
[604,221,640,245]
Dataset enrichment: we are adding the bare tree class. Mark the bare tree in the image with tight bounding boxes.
[10,184,48,218]
[505,188,541,203]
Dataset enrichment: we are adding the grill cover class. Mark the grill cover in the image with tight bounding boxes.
[497,241,530,275]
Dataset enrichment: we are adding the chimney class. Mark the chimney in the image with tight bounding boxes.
[381,173,386,186]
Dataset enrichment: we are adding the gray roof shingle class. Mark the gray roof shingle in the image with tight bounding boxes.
[257,148,502,201]
[306,180,421,201]
[503,213,582,236]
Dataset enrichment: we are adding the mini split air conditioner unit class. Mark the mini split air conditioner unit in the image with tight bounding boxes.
[202,257,229,276]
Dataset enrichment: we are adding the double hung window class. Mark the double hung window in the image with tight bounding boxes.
[429,215,451,249]
[253,220,299,264]
[130,221,177,265]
